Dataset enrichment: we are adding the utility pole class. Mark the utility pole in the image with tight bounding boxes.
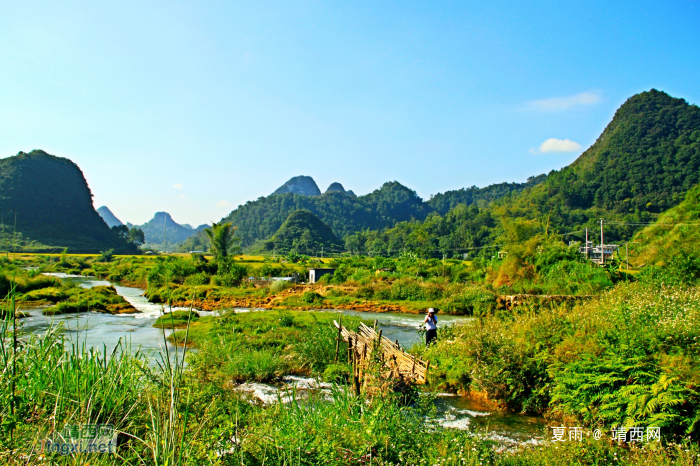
[585,227,589,260]
[321,245,324,261]
[600,219,604,265]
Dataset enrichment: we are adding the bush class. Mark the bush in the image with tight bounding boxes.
[260,263,283,277]
[322,363,351,383]
[353,285,374,299]
[223,348,285,383]
[390,279,424,301]
[98,249,114,262]
[183,272,210,286]
[638,254,700,286]
[270,279,292,294]
[216,257,249,287]
[301,291,323,304]
[278,310,294,327]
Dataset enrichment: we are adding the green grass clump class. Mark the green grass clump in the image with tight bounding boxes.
[180,310,364,384]
[153,310,200,328]
[269,278,292,294]
[42,285,136,315]
[20,286,67,303]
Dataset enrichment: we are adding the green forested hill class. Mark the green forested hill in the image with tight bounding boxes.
[261,209,343,254]
[545,89,700,213]
[344,90,700,257]
[0,150,137,253]
[503,89,700,242]
[217,181,431,248]
[183,89,700,256]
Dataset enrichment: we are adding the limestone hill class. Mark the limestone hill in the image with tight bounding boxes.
[133,212,209,248]
[0,150,136,253]
[97,206,124,227]
[272,176,321,196]
[263,209,343,254]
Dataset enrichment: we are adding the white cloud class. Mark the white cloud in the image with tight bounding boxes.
[528,92,602,111]
[532,138,582,154]
[216,200,232,209]
[173,183,184,190]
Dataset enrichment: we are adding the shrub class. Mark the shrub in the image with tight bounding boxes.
[216,257,249,287]
[278,310,294,327]
[353,285,374,299]
[98,249,114,262]
[322,363,351,383]
[390,279,424,301]
[270,279,292,294]
[183,272,210,286]
[301,291,323,304]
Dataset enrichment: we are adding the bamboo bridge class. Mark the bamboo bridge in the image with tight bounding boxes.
[333,319,429,393]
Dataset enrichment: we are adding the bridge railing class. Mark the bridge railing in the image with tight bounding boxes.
[333,319,429,389]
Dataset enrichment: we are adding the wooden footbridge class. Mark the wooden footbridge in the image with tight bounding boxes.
[333,319,429,392]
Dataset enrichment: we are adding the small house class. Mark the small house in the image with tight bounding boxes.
[309,268,334,283]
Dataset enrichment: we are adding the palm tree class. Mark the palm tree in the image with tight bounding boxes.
[204,222,240,260]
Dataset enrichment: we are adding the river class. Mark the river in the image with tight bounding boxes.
[18,274,549,445]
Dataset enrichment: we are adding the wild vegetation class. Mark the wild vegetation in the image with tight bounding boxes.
[1,260,699,464]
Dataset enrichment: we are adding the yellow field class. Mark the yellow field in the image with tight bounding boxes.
[6,252,335,265]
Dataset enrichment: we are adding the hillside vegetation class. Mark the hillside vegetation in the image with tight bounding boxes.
[261,209,343,254]
[630,184,700,266]
[0,150,136,253]
[344,89,700,257]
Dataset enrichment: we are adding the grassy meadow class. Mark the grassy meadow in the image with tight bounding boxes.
[0,245,699,464]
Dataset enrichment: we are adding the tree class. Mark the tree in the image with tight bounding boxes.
[111,225,129,240]
[127,228,145,247]
[204,222,240,260]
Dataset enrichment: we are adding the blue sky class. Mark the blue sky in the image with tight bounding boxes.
[1,1,699,226]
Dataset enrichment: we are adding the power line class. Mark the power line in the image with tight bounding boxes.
[605,221,700,226]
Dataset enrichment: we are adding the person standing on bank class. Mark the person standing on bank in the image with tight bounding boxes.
[424,308,438,347]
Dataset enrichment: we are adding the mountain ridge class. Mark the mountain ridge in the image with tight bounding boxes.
[134,212,209,247]
[97,206,124,228]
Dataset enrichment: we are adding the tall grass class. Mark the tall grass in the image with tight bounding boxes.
[0,288,147,462]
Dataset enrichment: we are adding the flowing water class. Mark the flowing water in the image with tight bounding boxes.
[19,274,549,445]
[19,273,200,361]
[329,308,471,349]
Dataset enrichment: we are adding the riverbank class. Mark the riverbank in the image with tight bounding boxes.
[5,298,699,465]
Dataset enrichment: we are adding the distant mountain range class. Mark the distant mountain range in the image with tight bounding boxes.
[130,212,209,247]
[180,172,548,251]
[97,206,124,228]
[0,150,136,253]
[4,89,698,257]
